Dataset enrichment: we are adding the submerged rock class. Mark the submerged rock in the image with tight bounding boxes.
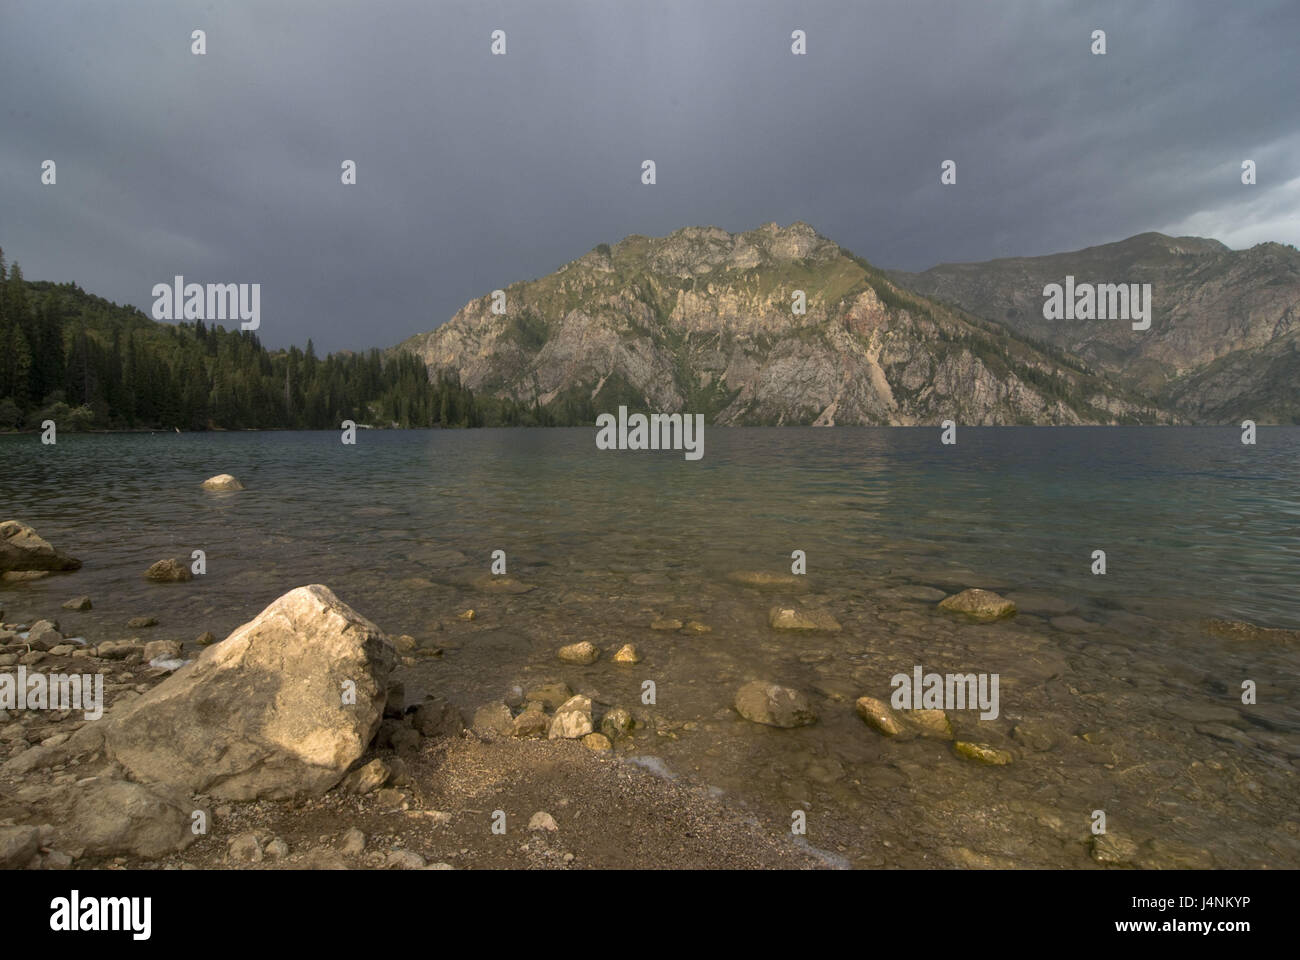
[62,596,93,611]
[734,681,817,728]
[650,618,682,631]
[938,589,1016,622]
[1011,721,1059,752]
[145,558,193,583]
[524,682,572,710]
[726,570,805,589]
[201,473,244,491]
[1205,617,1300,644]
[582,732,613,753]
[909,709,955,739]
[613,643,640,663]
[768,605,841,632]
[855,696,954,740]
[600,707,634,740]
[0,520,81,576]
[953,741,1014,765]
[1,570,49,582]
[557,640,599,664]
[470,574,535,594]
[854,696,906,736]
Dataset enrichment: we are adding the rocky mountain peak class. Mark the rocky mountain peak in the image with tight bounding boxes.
[394,223,1166,426]
[893,231,1300,423]
[611,222,840,279]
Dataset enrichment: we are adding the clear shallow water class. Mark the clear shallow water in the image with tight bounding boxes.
[2,427,1298,867]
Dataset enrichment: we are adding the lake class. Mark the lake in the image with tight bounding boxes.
[2,426,1297,867]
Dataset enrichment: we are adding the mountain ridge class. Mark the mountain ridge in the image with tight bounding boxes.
[394,222,1175,426]
[891,231,1300,422]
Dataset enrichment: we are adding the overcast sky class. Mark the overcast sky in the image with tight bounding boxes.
[2,0,1297,352]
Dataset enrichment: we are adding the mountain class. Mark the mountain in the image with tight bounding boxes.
[395,223,1162,426]
[891,233,1300,423]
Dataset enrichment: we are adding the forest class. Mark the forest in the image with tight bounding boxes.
[0,249,565,432]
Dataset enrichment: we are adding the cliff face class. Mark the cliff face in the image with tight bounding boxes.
[892,233,1300,423]
[396,223,1159,425]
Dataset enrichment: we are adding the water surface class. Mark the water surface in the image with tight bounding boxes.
[2,427,1297,867]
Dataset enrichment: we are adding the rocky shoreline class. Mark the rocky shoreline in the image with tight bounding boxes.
[0,519,840,870]
[0,579,837,870]
[2,514,1296,870]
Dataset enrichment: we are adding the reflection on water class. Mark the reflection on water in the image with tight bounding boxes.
[2,426,1297,867]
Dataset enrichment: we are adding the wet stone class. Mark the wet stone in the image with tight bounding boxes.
[855,696,906,737]
[726,570,806,589]
[612,643,640,663]
[600,707,634,741]
[953,742,1014,765]
[1012,721,1059,752]
[557,641,599,664]
[938,589,1016,622]
[525,682,573,710]
[471,575,534,594]
[145,559,192,583]
[734,681,817,728]
[768,605,842,632]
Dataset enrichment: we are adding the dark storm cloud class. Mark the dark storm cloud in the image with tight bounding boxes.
[1,0,1296,351]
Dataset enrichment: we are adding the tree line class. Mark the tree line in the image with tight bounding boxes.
[0,249,576,431]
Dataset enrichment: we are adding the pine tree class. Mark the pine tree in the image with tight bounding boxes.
[12,324,33,406]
